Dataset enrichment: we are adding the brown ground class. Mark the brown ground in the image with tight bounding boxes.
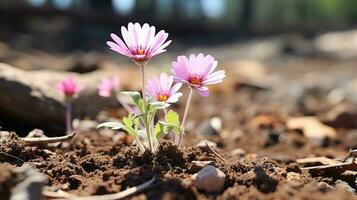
[1,57,357,199]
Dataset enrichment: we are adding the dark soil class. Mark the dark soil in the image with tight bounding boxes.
[2,58,357,199]
[0,130,356,200]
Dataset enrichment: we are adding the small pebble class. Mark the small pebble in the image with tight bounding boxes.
[189,161,214,173]
[317,182,333,192]
[287,172,301,182]
[192,165,226,192]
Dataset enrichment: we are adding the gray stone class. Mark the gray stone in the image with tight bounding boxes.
[0,63,116,133]
[191,165,226,192]
[189,161,214,173]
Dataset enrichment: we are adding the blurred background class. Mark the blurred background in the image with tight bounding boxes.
[1,0,357,55]
[1,0,357,136]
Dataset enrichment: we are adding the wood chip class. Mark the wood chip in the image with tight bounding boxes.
[287,117,337,146]
[297,157,340,166]
[21,132,76,145]
[303,162,357,176]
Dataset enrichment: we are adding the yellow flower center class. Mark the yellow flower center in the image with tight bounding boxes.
[189,76,203,86]
[138,48,144,55]
[158,94,168,102]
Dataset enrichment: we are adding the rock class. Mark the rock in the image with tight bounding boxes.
[196,140,217,148]
[314,29,357,59]
[68,175,82,190]
[253,165,279,193]
[191,165,226,192]
[10,165,47,200]
[325,104,357,129]
[230,59,270,92]
[195,117,222,136]
[189,161,214,173]
[287,117,337,146]
[335,180,355,194]
[230,148,246,157]
[286,172,301,183]
[0,63,118,133]
[317,182,333,192]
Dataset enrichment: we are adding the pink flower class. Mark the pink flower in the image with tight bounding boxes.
[106,22,171,63]
[98,77,120,97]
[171,54,225,97]
[56,75,85,98]
[146,73,182,103]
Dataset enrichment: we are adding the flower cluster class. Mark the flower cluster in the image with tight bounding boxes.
[97,22,225,153]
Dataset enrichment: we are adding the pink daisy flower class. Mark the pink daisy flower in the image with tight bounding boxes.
[106,22,171,63]
[171,54,225,97]
[98,77,120,97]
[146,73,183,103]
[56,75,85,98]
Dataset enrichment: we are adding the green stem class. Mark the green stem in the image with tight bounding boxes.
[134,135,145,153]
[177,87,194,147]
[139,64,147,102]
[138,63,153,152]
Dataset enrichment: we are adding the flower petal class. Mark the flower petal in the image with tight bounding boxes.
[196,86,209,97]
[169,82,182,94]
[166,92,183,103]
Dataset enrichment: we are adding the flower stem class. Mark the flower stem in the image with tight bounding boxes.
[138,63,153,152]
[177,87,194,147]
[134,135,145,153]
[66,101,72,135]
[139,64,146,102]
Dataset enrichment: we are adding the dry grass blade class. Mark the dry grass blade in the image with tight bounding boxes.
[43,176,156,200]
[205,142,227,162]
[21,132,76,145]
[303,162,357,176]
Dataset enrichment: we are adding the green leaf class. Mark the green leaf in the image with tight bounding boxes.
[97,122,124,130]
[121,91,143,108]
[150,101,170,110]
[123,116,133,127]
[154,122,166,139]
[165,110,180,126]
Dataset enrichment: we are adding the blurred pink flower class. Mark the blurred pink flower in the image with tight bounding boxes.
[56,75,85,98]
[98,77,120,97]
[171,54,225,97]
[107,22,171,63]
[146,73,182,103]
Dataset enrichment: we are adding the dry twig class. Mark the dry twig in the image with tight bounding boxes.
[205,142,227,162]
[21,132,76,145]
[43,176,156,200]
